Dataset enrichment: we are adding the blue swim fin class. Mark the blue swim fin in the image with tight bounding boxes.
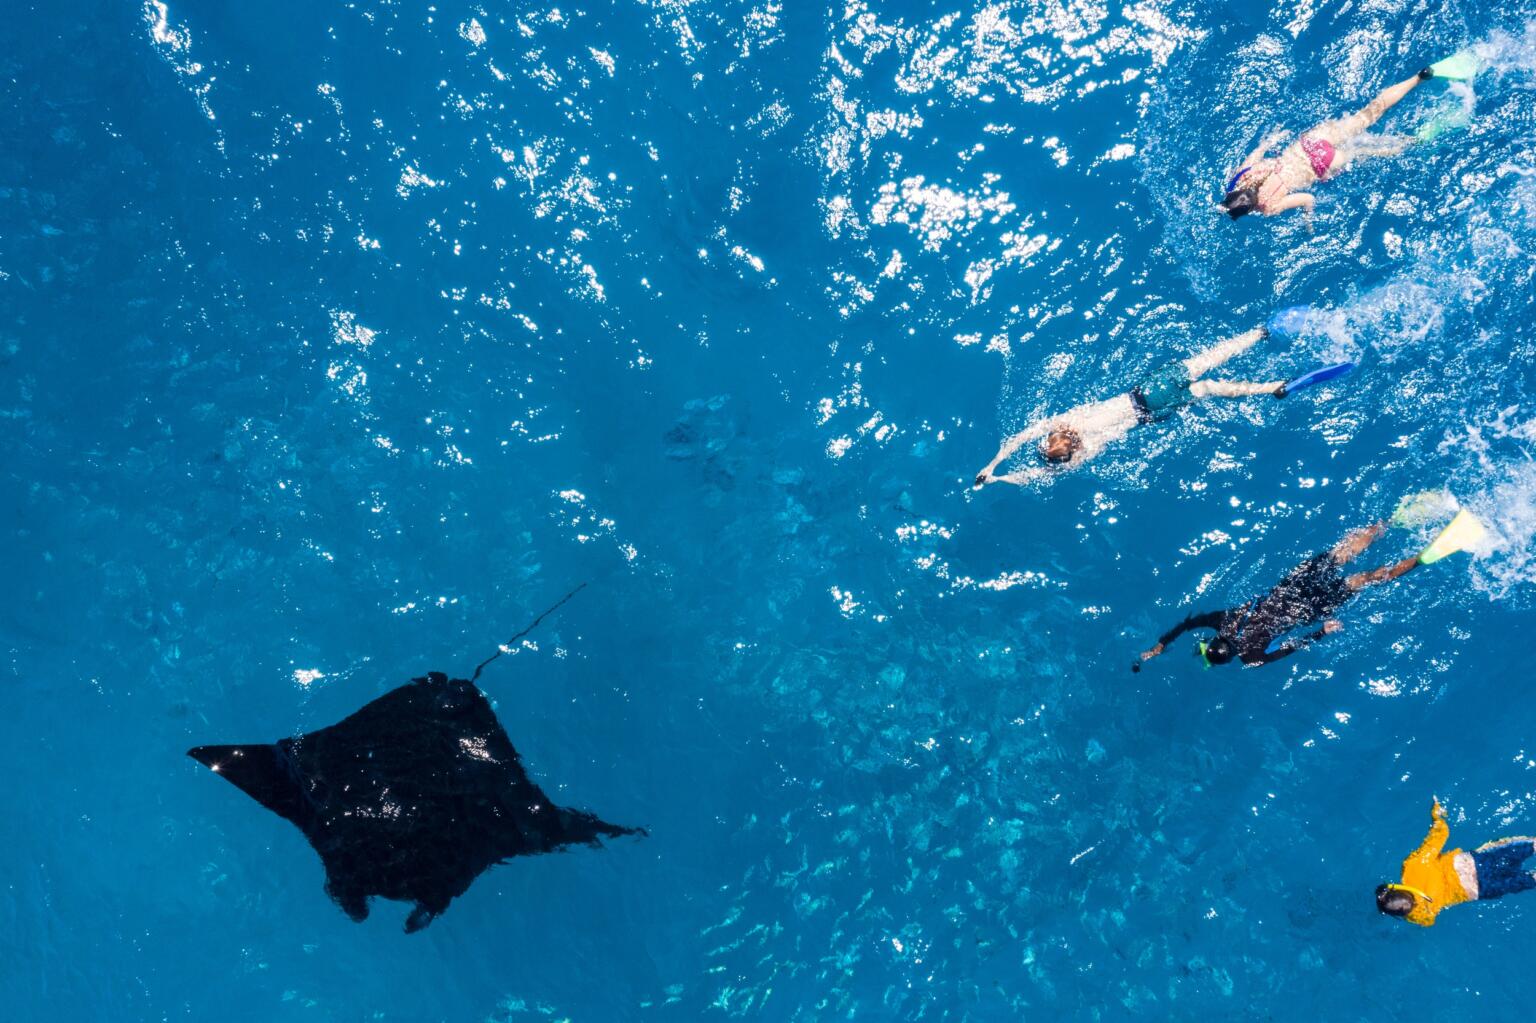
[1281,362,1355,396]
[1268,306,1314,338]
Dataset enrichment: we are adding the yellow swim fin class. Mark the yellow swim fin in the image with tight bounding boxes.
[1418,508,1488,565]
[1392,490,1453,529]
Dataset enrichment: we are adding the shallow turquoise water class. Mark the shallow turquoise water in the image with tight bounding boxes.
[5,0,1536,1019]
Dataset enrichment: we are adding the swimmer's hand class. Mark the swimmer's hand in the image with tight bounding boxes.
[974,472,990,488]
[1433,797,1447,821]
[1132,643,1165,671]
[1322,619,1343,634]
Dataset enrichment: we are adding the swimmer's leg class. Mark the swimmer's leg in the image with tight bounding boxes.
[1333,134,1414,172]
[1183,326,1266,379]
[1314,74,1425,148]
[1470,839,1536,901]
[1345,554,1419,591]
[1345,134,1413,159]
[1336,518,1426,587]
[1330,521,1387,564]
[1474,836,1536,855]
[1188,378,1285,399]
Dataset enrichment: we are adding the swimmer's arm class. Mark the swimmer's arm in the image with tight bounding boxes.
[991,466,1052,486]
[976,420,1053,484]
[1268,192,1315,216]
[1250,620,1339,664]
[976,417,1050,466]
[1409,800,1450,862]
[1000,419,1053,457]
[1154,610,1225,649]
[1135,610,1225,668]
[1251,643,1302,664]
[1243,131,1285,168]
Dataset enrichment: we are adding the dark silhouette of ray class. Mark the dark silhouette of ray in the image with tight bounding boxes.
[190,669,641,932]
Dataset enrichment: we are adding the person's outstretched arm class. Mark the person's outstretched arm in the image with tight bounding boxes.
[1250,620,1343,664]
[975,419,1051,486]
[1243,131,1286,169]
[989,466,1051,487]
[1134,610,1226,670]
[1409,799,1450,863]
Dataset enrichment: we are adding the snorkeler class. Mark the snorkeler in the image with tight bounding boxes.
[1376,799,1536,927]
[1134,498,1486,669]
[976,325,1296,487]
[1221,51,1480,219]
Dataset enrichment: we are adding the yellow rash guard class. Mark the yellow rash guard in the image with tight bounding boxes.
[1398,803,1474,926]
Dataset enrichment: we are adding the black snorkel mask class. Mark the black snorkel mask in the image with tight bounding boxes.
[1196,636,1235,667]
[1221,187,1258,219]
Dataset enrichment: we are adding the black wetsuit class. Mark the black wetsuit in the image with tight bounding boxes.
[1156,551,1355,666]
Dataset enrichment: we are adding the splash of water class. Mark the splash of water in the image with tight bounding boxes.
[1467,460,1536,600]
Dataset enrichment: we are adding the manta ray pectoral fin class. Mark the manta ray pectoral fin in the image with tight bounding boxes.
[188,743,306,823]
[404,899,447,933]
[326,881,371,922]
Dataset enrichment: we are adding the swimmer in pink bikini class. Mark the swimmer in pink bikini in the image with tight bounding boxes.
[1221,63,1443,219]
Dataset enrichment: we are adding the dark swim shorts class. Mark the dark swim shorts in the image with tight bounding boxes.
[1474,838,1536,900]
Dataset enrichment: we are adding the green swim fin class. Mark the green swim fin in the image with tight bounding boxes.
[1392,490,1453,529]
[1427,49,1481,81]
[1418,508,1488,565]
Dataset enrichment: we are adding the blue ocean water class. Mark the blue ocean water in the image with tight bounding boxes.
[6,0,1536,1018]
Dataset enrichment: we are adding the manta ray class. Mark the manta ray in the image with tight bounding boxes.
[190,668,642,932]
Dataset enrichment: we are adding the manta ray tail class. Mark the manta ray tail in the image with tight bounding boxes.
[470,583,588,682]
[188,743,307,823]
[558,807,648,844]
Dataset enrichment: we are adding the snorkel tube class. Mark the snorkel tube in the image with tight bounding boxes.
[1384,882,1435,905]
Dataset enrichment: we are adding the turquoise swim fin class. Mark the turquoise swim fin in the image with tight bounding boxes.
[1427,49,1481,81]
[1416,98,1474,143]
